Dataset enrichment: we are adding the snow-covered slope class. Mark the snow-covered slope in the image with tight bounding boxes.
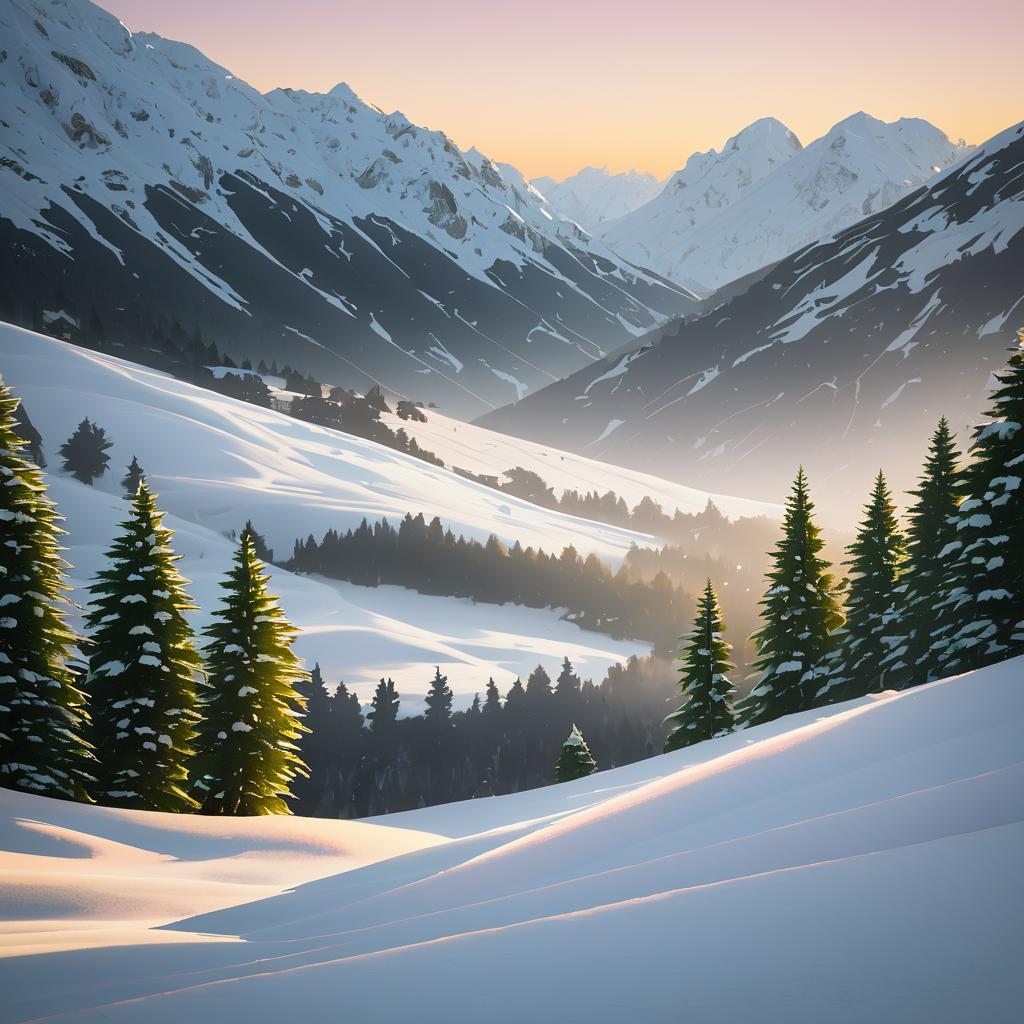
[600,114,971,292]
[2,656,1020,1020]
[482,120,1024,526]
[378,404,777,518]
[530,167,664,231]
[0,0,698,417]
[0,323,673,700]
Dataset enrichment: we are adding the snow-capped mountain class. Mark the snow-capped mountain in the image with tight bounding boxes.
[600,113,972,292]
[0,0,697,417]
[599,117,803,290]
[480,120,1024,526]
[530,167,664,231]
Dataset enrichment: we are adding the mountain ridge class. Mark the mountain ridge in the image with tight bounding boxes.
[599,112,971,292]
[479,119,1024,526]
[0,0,697,415]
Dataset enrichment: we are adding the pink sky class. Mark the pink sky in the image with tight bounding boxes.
[96,0,1021,180]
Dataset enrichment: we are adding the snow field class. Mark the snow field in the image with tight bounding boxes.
[0,656,1020,1021]
[1,325,655,701]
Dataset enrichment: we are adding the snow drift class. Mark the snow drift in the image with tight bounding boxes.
[1,656,1021,1021]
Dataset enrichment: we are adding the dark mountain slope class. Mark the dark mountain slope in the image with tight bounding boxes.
[480,122,1024,524]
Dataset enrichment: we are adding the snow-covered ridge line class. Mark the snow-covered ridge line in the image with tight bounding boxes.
[600,112,972,292]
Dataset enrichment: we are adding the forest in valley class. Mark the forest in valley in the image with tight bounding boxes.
[1,337,1022,818]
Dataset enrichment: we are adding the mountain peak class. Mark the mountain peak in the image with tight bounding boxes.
[729,116,802,149]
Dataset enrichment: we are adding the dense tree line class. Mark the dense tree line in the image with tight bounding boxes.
[461,464,792,549]
[289,392,444,467]
[293,655,673,817]
[287,514,690,654]
[676,337,1024,741]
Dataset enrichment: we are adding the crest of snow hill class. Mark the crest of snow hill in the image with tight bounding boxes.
[0,0,699,417]
[482,121,1024,525]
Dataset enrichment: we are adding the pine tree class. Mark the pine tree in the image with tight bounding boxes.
[193,530,309,815]
[0,383,91,799]
[935,337,1024,673]
[881,419,964,687]
[367,677,400,732]
[59,418,111,484]
[817,472,907,705]
[424,666,453,728]
[554,724,597,782]
[503,678,526,724]
[293,663,334,812]
[554,656,581,705]
[482,678,502,715]
[121,455,145,497]
[12,401,45,467]
[86,483,202,810]
[664,578,736,750]
[737,468,844,728]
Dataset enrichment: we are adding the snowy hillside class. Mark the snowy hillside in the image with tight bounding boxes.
[0,324,693,700]
[378,404,777,518]
[600,114,970,292]
[530,167,665,231]
[0,0,698,416]
[482,120,1024,526]
[2,656,1020,1020]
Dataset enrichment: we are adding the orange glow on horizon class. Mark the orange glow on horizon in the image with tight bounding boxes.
[96,0,1021,180]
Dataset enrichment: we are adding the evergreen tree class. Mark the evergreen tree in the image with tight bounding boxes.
[664,578,736,750]
[193,529,309,815]
[0,383,91,799]
[504,678,526,718]
[12,401,45,467]
[554,657,581,704]
[554,724,597,782]
[817,472,906,705]
[525,664,552,706]
[935,337,1024,673]
[86,483,202,810]
[365,384,390,413]
[242,519,274,564]
[121,455,145,496]
[737,468,844,728]
[482,678,502,715]
[882,418,964,686]
[367,678,400,733]
[424,667,453,728]
[292,663,334,812]
[59,418,111,484]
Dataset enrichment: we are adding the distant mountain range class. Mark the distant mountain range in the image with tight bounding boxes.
[0,0,698,416]
[530,168,664,231]
[480,121,1024,526]
[597,114,973,293]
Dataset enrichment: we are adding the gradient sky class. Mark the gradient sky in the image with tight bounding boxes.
[96,0,1021,180]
